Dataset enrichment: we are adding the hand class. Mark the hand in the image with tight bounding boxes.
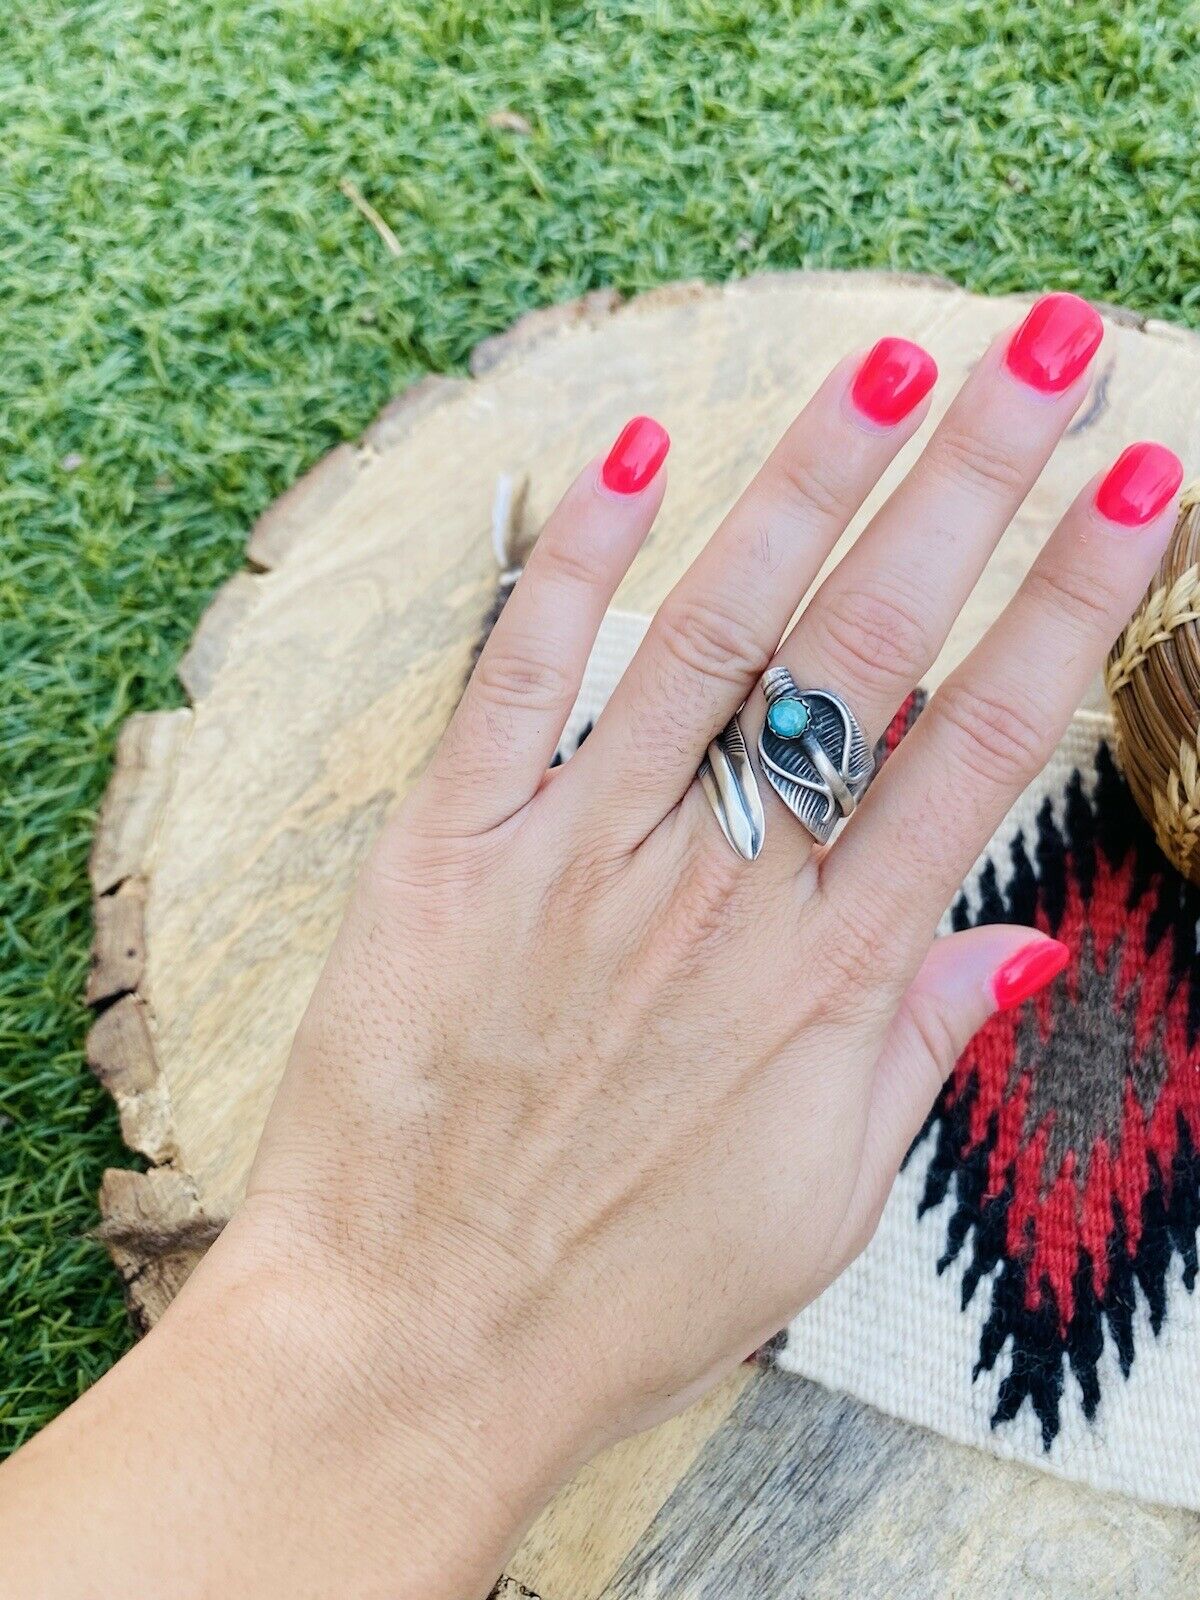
[244,293,1180,1562]
[3,294,1183,1599]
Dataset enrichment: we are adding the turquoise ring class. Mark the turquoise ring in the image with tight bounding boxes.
[757,667,874,845]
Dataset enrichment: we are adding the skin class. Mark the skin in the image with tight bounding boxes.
[0,315,1180,1599]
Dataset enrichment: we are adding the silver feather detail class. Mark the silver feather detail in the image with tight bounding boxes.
[757,677,873,845]
[699,713,766,860]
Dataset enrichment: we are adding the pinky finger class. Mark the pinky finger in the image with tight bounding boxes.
[838,927,1069,1251]
[417,417,669,833]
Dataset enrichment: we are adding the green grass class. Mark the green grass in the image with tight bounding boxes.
[2,0,1199,1453]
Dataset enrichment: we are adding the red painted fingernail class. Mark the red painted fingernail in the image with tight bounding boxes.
[601,415,670,495]
[850,338,938,427]
[992,938,1070,1011]
[1004,292,1103,394]
[1094,441,1184,528]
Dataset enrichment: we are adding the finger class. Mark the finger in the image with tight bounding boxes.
[419,416,669,833]
[823,440,1184,942]
[838,928,1070,1250]
[754,293,1103,864]
[566,340,938,841]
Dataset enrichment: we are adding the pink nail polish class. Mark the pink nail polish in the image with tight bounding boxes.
[1004,293,1103,394]
[601,416,670,495]
[850,338,938,427]
[992,938,1070,1011]
[1094,442,1183,528]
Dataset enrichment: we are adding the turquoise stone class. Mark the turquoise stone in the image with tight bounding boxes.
[767,696,810,738]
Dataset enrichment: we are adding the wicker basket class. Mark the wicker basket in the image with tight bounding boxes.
[1107,482,1200,883]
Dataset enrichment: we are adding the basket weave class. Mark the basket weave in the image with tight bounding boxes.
[1107,482,1200,883]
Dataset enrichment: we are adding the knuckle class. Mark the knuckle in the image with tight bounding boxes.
[1024,560,1118,638]
[472,645,574,715]
[549,836,626,921]
[537,535,610,592]
[770,450,858,528]
[927,425,1028,501]
[809,579,931,696]
[364,814,495,913]
[654,594,766,690]
[934,678,1049,788]
[674,851,746,953]
[810,894,902,1011]
[900,990,965,1083]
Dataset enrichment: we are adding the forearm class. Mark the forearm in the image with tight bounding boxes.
[0,1213,563,1600]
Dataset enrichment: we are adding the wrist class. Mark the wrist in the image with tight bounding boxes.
[174,1197,580,1595]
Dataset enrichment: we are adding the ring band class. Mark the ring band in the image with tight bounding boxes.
[757,667,873,845]
[698,714,766,861]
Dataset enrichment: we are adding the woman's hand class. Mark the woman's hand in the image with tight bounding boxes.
[2,294,1183,1599]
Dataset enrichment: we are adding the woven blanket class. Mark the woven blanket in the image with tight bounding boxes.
[562,610,1200,1512]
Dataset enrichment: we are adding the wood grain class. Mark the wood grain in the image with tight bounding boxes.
[596,1371,1200,1600]
[86,273,1200,1592]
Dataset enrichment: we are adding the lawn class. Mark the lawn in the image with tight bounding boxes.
[2,0,1199,1453]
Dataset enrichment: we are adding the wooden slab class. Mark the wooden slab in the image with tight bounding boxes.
[513,1370,1200,1599]
[87,272,1200,1588]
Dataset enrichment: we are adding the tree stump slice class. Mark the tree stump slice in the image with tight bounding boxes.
[87,272,1200,1594]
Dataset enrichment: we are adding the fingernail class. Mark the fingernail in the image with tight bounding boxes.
[1004,292,1103,394]
[601,416,671,495]
[849,337,938,427]
[991,938,1070,1011]
[1094,441,1184,528]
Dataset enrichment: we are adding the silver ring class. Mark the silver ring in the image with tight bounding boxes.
[698,713,766,860]
[757,668,873,845]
